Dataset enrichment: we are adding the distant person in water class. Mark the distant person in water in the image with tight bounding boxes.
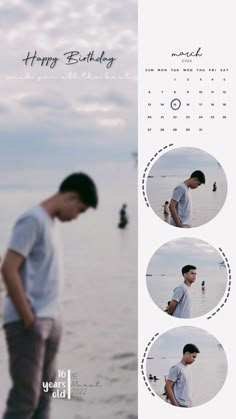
[201,280,205,292]
[213,182,217,192]
[164,300,171,313]
[163,201,170,222]
[169,170,206,228]
[163,201,170,215]
[118,204,128,229]
[148,374,158,381]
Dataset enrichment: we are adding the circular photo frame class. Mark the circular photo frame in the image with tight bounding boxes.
[146,237,229,319]
[146,147,227,228]
[145,326,228,407]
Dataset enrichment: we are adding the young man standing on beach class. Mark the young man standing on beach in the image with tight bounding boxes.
[169,170,205,228]
[165,343,200,407]
[1,172,98,419]
[167,265,196,319]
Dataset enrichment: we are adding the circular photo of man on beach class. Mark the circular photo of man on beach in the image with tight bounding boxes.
[146,238,228,319]
[145,147,227,228]
[146,326,228,408]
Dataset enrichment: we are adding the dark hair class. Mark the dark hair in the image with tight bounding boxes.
[59,173,98,208]
[182,265,196,275]
[190,170,206,184]
[165,201,169,205]
[183,343,200,354]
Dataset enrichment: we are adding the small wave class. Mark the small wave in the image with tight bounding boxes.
[71,395,85,403]
[114,411,137,419]
[112,352,136,360]
[120,360,137,371]
[104,394,127,404]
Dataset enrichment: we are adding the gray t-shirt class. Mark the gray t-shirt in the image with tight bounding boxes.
[169,182,192,226]
[3,205,64,324]
[167,362,192,407]
[172,282,191,319]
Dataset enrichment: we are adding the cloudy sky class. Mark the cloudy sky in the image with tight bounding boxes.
[147,326,226,358]
[0,0,137,187]
[147,238,226,276]
[148,147,226,178]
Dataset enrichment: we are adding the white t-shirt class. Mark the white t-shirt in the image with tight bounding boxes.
[172,282,191,319]
[167,362,192,407]
[3,205,64,324]
[169,182,192,226]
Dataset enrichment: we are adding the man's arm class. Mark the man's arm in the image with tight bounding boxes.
[1,250,35,328]
[167,300,178,315]
[165,380,180,406]
[169,199,182,227]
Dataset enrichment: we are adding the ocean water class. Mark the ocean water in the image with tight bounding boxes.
[146,272,228,318]
[146,349,227,407]
[146,172,227,227]
[0,165,137,419]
